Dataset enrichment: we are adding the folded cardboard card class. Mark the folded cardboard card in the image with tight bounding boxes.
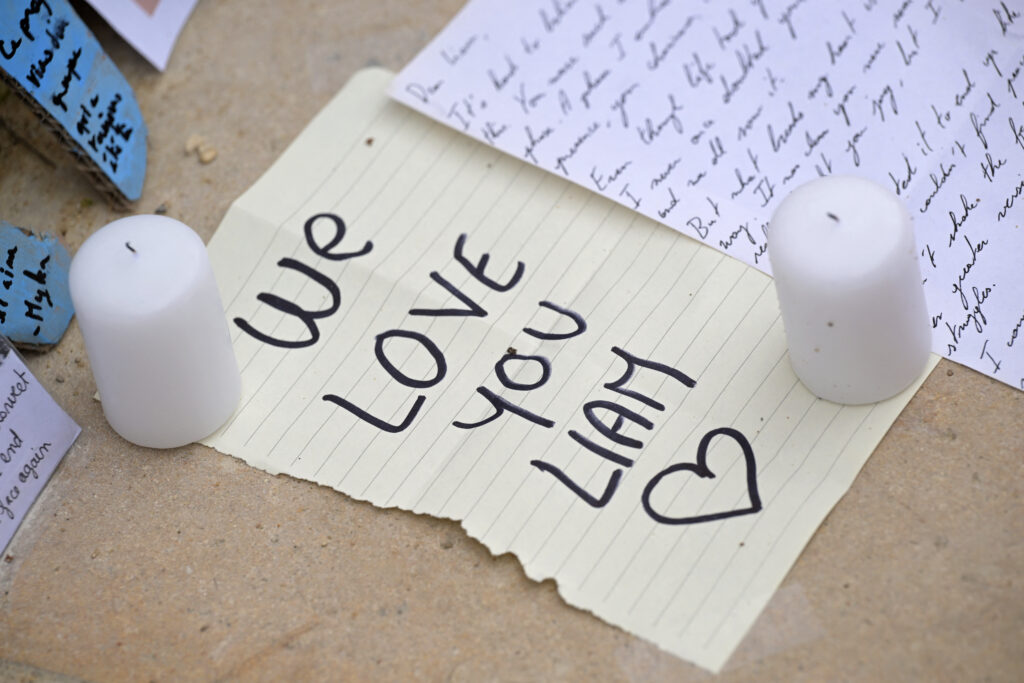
[0,0,147,204]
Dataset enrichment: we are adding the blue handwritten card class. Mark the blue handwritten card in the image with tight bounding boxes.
[0,0,147,203]
[0,222,74,349]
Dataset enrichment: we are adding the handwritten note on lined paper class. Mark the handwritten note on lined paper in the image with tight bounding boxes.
[205,69,936,672]
[389,0,1024,391]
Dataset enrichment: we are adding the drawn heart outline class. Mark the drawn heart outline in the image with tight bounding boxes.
[641,427,762,525]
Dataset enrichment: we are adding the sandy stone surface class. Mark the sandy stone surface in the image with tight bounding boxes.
[1,2,1021,680]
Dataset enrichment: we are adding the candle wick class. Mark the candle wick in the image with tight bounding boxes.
[125,241,137,254]
[826,212,840,223]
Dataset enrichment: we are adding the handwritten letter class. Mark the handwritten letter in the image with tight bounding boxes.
[390,0,1024,391]
[0,337,81,554]
[206,69,937,672]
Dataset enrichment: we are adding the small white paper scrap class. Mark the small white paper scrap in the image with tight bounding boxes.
[84,0,199,71]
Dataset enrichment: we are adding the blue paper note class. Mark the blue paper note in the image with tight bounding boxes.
[0,0,147,202]
[0,222,73,348]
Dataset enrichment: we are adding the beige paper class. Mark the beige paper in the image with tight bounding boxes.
[206,68,936,672]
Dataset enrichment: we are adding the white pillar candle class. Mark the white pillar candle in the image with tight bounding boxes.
[768,175,930,404]
[70,215,241,448]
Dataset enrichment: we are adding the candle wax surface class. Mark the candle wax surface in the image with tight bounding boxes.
[70,215,241,448]
[769,177,910,285]
[768,175,930,405]
[73,224,208,319]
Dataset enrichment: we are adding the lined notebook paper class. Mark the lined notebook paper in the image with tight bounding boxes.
[205,69,936,672]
